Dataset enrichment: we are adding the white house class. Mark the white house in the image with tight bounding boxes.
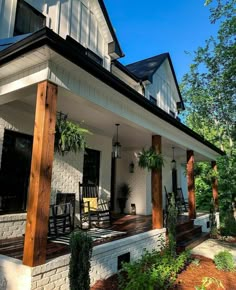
[0,0,223,289]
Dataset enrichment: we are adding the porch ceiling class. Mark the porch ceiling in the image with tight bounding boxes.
[0,87,217,163]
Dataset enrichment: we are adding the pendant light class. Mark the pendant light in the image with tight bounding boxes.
[113,124,121,158]
[171,147,176,170]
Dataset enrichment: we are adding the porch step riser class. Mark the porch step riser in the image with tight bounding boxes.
[176,220,194,232]
[176,226,202,242]
[177,232,210,253]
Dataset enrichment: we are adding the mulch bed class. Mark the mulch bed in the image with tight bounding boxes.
[91,254,236,290]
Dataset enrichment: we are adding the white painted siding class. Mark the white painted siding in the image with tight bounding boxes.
[116,149,151,215]
[146,59,179,115]
[0,0,110,68]
[0,0,17,38]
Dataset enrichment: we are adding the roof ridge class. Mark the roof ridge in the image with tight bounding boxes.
[125,52,169,67]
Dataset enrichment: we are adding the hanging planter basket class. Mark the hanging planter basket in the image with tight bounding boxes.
[138,147,164,171]
[54,112,90,155]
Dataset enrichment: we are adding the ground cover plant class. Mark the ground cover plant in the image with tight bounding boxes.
[214,251,235,272]
[118,248,191,290]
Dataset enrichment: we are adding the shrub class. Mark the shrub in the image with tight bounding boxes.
[69,231,93,290]
[220,213,236,237]
[214,251,235,272]
[119,248,191,290]
[167,192,177,257]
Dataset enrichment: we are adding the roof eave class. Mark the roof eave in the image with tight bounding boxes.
[0,28,224,157]
[98,0,124,58]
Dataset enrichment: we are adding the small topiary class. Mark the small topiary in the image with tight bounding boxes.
[69,231,93,290]
[214,250,235,272]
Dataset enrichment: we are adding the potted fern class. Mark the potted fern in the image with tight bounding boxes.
[117,183,132,214]
[55,112,90,155]
[138,147,164,171]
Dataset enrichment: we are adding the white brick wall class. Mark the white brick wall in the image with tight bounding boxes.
[0,229,166,289]
[0,213,26,238]
[194,212,220,232]
[90,228,166,285]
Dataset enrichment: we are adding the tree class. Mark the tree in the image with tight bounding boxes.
[181,0,236,213]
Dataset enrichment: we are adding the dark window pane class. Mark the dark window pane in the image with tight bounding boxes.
[149,95,157,105]
[0,129,32,213]
[14,0,46,36]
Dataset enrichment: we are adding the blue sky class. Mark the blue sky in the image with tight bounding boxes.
[104,0,219,81]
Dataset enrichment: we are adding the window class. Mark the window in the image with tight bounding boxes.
[149,95,157,105]
[82,148,100,186]
[0,129,32,213]
[14,0,46,36]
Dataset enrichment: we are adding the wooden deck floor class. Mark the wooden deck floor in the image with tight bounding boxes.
[0,214,189,261]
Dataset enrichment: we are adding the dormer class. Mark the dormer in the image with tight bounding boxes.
[126,53,185,117]
[0,0,123,70]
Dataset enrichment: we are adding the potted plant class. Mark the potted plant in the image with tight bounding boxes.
[138,147,164,171]
[117,183,132,214]
[55,112,90,155]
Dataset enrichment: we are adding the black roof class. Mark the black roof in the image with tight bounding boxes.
[0,28,224,157]
[126,53,185,110]
[126,53,168,81]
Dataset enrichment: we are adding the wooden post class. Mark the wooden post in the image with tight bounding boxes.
[211,161,219,210]
[187,150,196,219]
[152,135,163,229]
[23,81,57,267]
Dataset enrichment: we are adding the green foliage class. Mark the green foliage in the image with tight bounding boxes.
[181,0,236,215]
[220,212,236,236]
[138,147,164,171]
[117,182,132,199]
[195,276,225,290]
[214,250,235,272]
[167,192,177,257]
[191,258,200,267]
[119,248,191,290]
[55,112,90,155]
[69,231,93,290]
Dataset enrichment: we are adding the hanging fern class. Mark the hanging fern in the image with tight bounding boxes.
[138,147,164,171]
[54,112,90,155]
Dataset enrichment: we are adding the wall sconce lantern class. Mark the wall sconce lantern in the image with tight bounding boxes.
[129,161,135,173]
[171,147,176,170]
[113,124,121,159]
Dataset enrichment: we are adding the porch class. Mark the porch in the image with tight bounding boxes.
[0,213,212,261]
[0,212,214,289]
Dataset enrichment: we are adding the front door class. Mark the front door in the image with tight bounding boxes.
[82,148,100,186]
[0,129,32,213]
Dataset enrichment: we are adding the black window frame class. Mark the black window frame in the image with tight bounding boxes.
[14,0,46,36]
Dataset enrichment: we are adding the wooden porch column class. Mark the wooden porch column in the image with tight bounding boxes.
[211,161,219,210]
[187,150,196,219]
[23,81,58,267]
[152,135,163,229]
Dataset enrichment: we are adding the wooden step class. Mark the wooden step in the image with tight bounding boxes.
[176,225,202,242]
[176,219,194,232]
[177,232,210,252]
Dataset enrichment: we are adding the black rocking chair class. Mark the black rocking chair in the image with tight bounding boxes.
[79,182,111,228]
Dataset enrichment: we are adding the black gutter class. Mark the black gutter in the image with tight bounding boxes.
[112,60,140,82]
[0,28,224,156]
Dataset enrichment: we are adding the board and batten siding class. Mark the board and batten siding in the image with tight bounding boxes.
[0,0,110,69]
[146,59,179,115]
